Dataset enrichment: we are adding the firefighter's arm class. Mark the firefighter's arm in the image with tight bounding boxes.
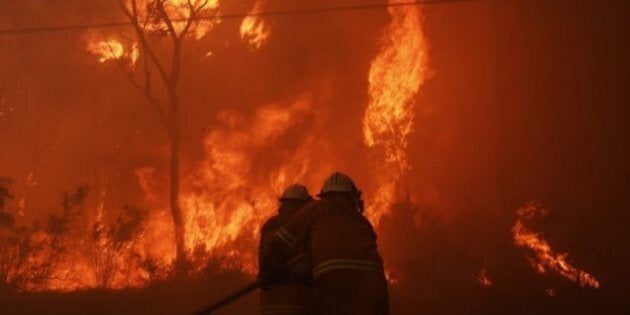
[258,218,284,288]
[258,218,277,266]
[273,201,319,256]
[286,251,313,285]
[259,202,319,283]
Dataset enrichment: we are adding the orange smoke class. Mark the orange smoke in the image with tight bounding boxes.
[512,202,600,289]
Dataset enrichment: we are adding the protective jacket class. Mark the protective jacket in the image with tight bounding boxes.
[268,195,389,315]
[259,203,310,315]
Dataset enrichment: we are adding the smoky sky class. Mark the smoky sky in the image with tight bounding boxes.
[0,0,387,219]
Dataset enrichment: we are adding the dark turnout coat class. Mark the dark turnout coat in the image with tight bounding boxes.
[265,195,389,315]
[259,203,310,315]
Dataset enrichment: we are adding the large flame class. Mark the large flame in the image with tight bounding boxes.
[362,2,429,224]
[181,99,316,273]
[125,96,331,275]
[512,202,600,289]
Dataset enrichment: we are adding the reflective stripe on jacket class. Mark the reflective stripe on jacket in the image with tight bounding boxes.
[275,227,299,251]
[261,304,302,315]
[313,259,383,280]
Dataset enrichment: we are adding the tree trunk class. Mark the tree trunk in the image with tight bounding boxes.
[169,96,187,274]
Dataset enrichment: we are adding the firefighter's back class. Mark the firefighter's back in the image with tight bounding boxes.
[304,195,388,315]
[258,185,314,315]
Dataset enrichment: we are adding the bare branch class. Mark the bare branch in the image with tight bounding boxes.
[172,4,188,20]
[117,0,171,86]
[113,53,170,131]
[106,1,172,132]
[179,0,205,41]
[195,0,211,11]
[155,0,178,41]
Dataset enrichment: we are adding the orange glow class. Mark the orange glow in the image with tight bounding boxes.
[362,2,429,224]
[164,0,219,39]
[83,0,432,282]
[120,0,219,37]
[23,1,431,291]
[87,38,138,65]
[86,0,219,64]
[512,202,600,289]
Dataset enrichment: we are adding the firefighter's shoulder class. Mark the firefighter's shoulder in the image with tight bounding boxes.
[261,214,282,234]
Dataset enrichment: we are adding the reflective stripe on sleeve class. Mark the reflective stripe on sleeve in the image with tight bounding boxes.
[274,227,299,251]
[313,259,383,280]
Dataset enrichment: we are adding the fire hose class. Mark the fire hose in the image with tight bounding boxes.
[192,253,307,315]
[192,279,262,315]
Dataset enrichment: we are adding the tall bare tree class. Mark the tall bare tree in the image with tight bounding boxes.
[113,0,214,272]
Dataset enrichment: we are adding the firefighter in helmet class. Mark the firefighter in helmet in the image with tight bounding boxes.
[258,184,313,315]
[261,172,389,315]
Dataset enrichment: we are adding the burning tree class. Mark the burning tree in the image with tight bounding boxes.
[90,0,219,272]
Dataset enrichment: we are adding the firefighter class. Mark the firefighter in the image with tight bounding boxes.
[258,184,313,315]
[261,172,389,315]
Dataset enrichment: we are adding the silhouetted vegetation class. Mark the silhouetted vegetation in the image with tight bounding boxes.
[0,180,171,293]
[1,189,617,314]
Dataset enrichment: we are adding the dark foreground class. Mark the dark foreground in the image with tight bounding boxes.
[1,273,625,315]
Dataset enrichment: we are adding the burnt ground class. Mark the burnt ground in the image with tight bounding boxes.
[1,262,626,315]
[0,281,623,315]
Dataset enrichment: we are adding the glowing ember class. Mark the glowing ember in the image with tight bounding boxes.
[362,2,429,223]
[476,268,492,288]
[512,202,601,289]
[240,1,270,50]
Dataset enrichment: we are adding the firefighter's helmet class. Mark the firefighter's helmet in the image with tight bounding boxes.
[279,184,313,202]
[319,172,360,196]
